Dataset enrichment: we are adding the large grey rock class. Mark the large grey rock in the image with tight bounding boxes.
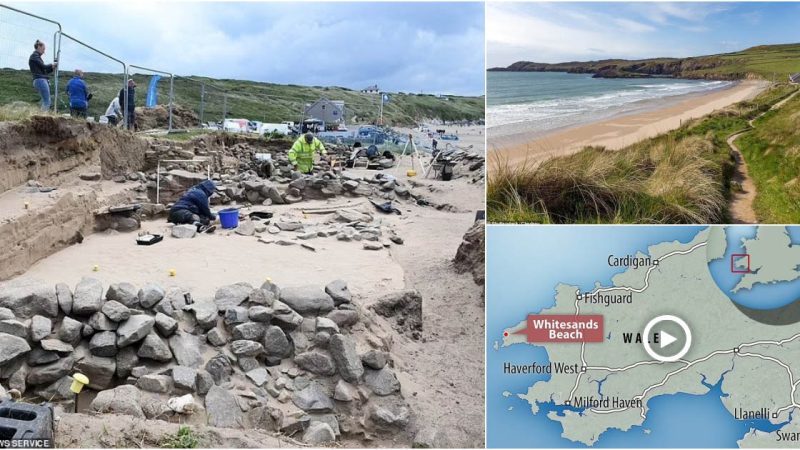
[231,322,266,341]
[214,283,253,311]
[27,349,59,366]
[334,380,358,402]
[248,306,271,322]
[235,220,256,236]
[154,313,178,336]
[88,312,118,331]
[271,301,303,328]
[224,307,249,326]
[335,209,371,223]
[206,385,243,428]
[369,402,411,428]
[39,339,73,353]
[172,366,197,392]
[169,332,204,368]
[101,300,131,322]
[263,326,292,358]
[33,375,74,401]
[205,354,233,385]
[329,334,363,383]
[30,316,52,342]
[325,280,352,305]
[248,288,276,307]
[26,356,74,386]
[138,284,165,309]
[116,346,139,378]
[72,277,104,316]
[303,422,336,445]
[89,331,118,357]
[0,307,13,321]
[292,382,334,412]
[206,327,228,347]
[90,384,144,418]
[230,340,263,357]
[0,320,28,338]
[55,283,73,315]
[58,317,83,345]
[196,369,214,395]
[74,355,116,390]
[171,224,197,239]
[137,374,173,393]
[294,351,336,376]
[327,309,359,328]
[361,350,388,370]
[245,368,269,387]
[106,283,139,308]
[192,305,218,331]
[0,279,59,319]
[117,315,155,347]
[275,221,302,231]
[364,367,401,396]
[316,317,339,335]
[279,286,334,315]
[137,333,172,362]
[238,356,259,372]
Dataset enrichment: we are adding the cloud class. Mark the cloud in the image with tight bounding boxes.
[486,3,659,66]
[3,2,484,96]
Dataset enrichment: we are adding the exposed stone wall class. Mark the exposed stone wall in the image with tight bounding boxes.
[0,278,415,445]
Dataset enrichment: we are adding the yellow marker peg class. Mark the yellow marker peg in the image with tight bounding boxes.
[169,268,177,277]
[92,264,99,272]
[406,170,417,177]
[70,373,89,394]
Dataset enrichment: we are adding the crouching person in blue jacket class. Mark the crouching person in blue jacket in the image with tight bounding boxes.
[168,180,217,233]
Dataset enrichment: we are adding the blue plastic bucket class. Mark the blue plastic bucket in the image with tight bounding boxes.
[218,208,240,229]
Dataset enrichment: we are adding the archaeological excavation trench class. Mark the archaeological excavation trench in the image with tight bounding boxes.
[0,116,486,447]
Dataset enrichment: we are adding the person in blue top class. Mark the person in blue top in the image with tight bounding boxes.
[168,180,217,233]
[65,70,92,118]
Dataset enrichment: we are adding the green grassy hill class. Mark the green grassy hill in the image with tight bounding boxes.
[489,43,800,81]
[736,91,800,223]
[0,68,484,126]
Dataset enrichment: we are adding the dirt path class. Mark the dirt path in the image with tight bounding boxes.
[727,88,800,223]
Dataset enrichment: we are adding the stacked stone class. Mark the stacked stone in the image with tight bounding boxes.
[0,277,411,445]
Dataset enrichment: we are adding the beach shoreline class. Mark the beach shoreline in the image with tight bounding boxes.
[488,79,769,170]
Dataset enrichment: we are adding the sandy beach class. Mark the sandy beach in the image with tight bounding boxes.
[489,80,769,170]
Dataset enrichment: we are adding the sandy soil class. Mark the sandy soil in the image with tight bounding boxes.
[7,150,486,447]
[488,80,769,170]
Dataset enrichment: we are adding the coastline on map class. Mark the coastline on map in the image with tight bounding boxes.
[488,77,768,169]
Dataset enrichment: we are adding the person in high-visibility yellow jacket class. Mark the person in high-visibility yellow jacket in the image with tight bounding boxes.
[288,133,327,173]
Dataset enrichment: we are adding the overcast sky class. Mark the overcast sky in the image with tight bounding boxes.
[3,2,484,96]
[488,2,800,67]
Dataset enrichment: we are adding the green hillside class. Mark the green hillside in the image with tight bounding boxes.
[0,68,484,126]
[489,43,800,81]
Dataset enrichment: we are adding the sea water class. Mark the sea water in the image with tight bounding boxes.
[487,72,732,139]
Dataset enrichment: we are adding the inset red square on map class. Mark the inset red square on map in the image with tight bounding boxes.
[731,253,750,274]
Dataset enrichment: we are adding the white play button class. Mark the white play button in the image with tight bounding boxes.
[643,315,692,362]
[660,330,677,348]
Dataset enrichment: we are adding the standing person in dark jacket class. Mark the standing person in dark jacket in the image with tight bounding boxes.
[66,70,92,118]
[118,79,137,130]
[168,180,218,232]
[28,39,57,111]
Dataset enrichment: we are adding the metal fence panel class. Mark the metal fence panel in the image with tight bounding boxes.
[0,4,61,112]
[56,31,126,123]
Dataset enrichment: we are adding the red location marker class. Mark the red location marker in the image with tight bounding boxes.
[514,314,604,343]
[503,331,509,337]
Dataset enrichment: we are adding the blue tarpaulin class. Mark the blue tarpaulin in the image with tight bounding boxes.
[146,75,161,108]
